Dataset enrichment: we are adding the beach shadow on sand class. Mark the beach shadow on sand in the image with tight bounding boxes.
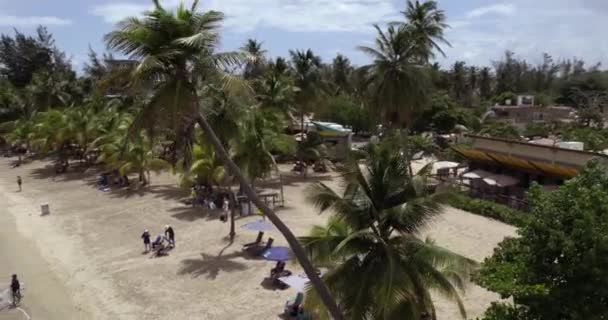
[168,206,213,222]
[178,251,248,279]
[259,173,333,190]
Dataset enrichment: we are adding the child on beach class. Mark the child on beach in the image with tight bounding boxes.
[220,196,230,223]
[164,225,175,248]
[141,229,151,252]
[16,176,22,192]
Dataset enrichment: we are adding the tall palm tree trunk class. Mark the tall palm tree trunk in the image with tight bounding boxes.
[195,113,343,320]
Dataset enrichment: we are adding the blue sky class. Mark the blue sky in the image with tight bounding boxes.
[1,0,608,71]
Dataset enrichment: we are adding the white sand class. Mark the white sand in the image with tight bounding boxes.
[0,159,516,319]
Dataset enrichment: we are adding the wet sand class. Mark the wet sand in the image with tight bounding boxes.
[0,189,86,319]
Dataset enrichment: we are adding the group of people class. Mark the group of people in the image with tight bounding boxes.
[97,172,130,190]
[190,185,216,209]
[190,187,231,222]
[141,225,175,253]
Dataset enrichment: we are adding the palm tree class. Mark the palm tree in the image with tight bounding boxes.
[331,54,353,95]
[178,140,226,189]
[479,67,493,101]
[358,25,429,128]
[398,0,450,61]
[289,49,322,134]
[99,133,170,185]
[300,140,476,319]
[240,39,267,79]
[105,2,342,317]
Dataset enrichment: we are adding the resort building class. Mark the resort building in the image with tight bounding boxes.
[452,134,608,209]
[487,95,576,130]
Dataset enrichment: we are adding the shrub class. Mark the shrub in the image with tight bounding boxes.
[448,193,529,227]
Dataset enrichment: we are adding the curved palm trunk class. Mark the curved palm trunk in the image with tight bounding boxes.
[196,114,343,320]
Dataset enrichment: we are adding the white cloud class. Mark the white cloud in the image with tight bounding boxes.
[441,0,608,67]
[0,15,72,27]
[466,3,516,19]
[91,0,398,32]
[90,3,148,23]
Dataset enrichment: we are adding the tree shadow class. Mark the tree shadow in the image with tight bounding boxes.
[168,206,214,222]
[259,172,334,190]
[147,184,189,201]
[28,163,101,182]
[178,245,249,279]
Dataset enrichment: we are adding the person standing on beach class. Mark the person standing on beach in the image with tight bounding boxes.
[165,225,175,248]
[10,274,21,306]
[16,176,22,192]
[221,196,230,223]
[141,229,151,252]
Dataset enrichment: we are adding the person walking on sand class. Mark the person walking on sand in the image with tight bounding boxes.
[221,196,230,223]
[165,225,175,248]
[16,176,22,192]
[10,274,21,306]
[141,229,151,252]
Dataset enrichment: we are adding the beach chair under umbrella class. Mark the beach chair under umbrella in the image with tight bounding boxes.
[262,246,292,261]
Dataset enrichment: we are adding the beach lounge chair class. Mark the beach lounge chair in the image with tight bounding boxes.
[242,231,264,249]
[284,292,304,316]
[256,237,274,256]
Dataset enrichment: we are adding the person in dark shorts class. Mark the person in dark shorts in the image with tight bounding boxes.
[141,229,151,252]
[17,176,22,192]
[165,225,175,248]
[10,274,20,305]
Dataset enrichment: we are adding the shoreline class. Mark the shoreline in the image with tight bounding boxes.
[0,187,85,319]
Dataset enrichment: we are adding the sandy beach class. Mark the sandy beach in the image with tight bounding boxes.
[0,158,516,319]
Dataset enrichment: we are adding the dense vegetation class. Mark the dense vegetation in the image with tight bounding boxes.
[448,194,529,227]
[302,134,476,319]
[2,0,608,319]
[475,163,608,320]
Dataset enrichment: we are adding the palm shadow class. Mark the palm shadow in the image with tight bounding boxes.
[258,172,334,189]
[29,162,101,182]
[168,206,214,222]
[178,246,249,279]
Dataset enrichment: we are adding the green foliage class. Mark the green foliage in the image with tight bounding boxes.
[315,95,374,133]
[561,126,608,151]
[358,24,430,128]
[448,193,529,227]
[412,91,480,133]
[479,122,522,141]
[493,92,517,105]
[476,164,608,319]
[523,123,551,138]
[476,302,535,320]
[0,26,69,88]
[300,135,476,319]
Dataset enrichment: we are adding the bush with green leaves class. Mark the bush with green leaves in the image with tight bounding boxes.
[448,193,529,227]
[476,163,608,319]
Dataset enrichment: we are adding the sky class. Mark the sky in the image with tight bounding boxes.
[1,0,608,71]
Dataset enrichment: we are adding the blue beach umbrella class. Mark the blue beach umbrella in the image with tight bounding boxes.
[262,246,292,261]
[241,219,275,232]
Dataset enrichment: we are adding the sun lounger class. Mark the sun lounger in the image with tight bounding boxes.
[284,292,304,316]
[246,237,274,256]
[242,231,264,249]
